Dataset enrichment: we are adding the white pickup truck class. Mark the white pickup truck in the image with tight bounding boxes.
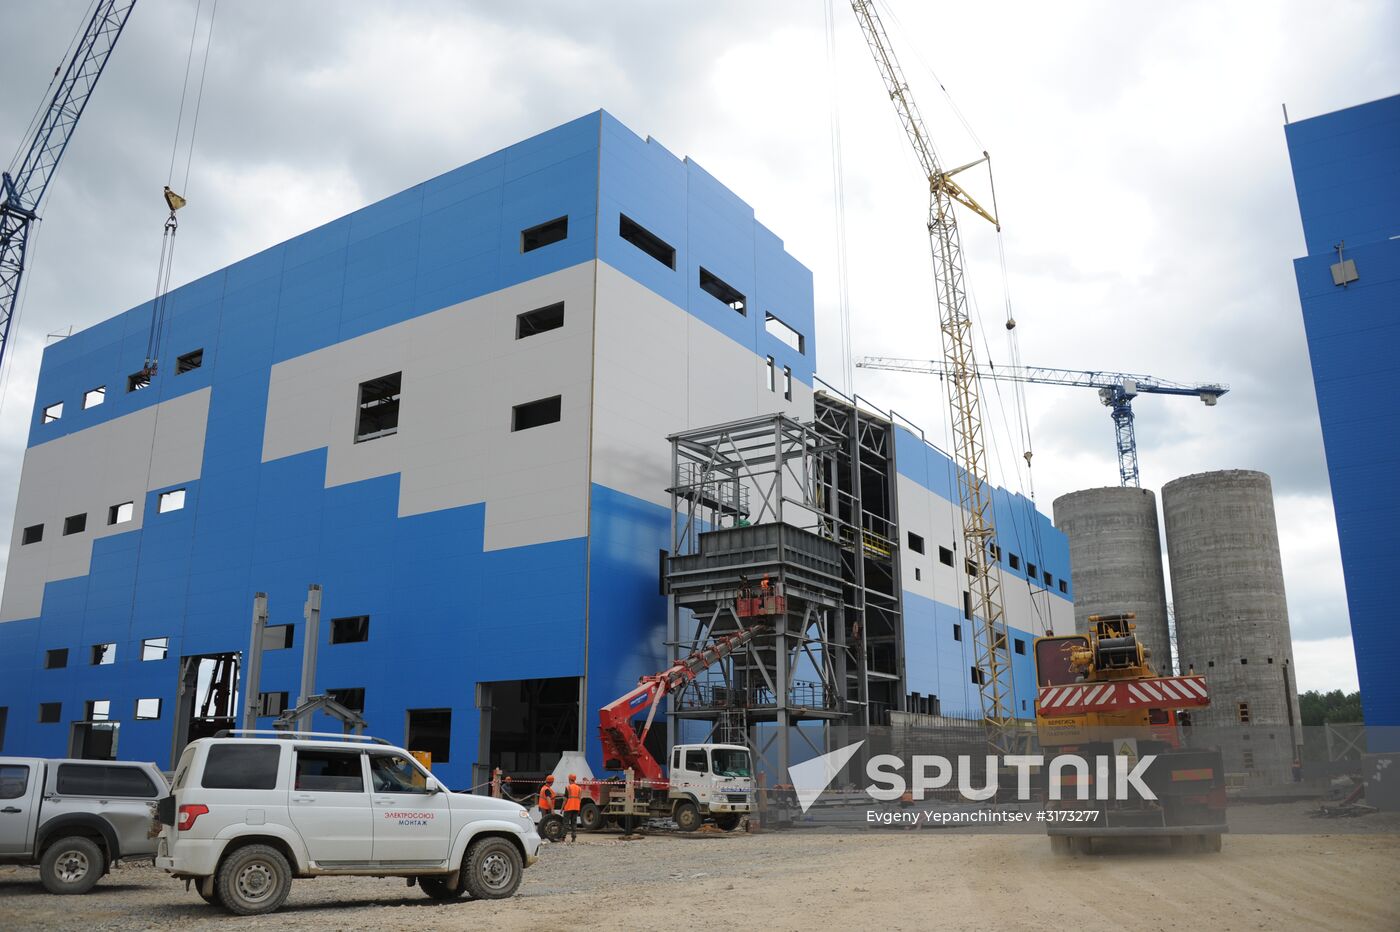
[155,731,541,915]
[0,757,169,893]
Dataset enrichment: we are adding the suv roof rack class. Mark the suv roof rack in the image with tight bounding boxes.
[211,728,391,745]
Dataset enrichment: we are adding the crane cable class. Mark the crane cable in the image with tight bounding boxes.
[823,0,855,397]
[145,0,218,375]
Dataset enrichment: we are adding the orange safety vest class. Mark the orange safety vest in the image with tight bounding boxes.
[538,785,555,812]
[564,782,582,812]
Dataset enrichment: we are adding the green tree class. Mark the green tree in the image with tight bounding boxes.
[1298,689,1363,726]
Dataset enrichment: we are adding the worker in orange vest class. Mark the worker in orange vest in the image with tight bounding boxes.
[537,774,556,814]
[563,773,583,842]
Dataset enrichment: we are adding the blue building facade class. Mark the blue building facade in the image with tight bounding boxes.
[1286,94,1400,726]
[0,111,1070,782]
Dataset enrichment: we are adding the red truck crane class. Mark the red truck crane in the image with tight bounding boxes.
[573,624,766,833]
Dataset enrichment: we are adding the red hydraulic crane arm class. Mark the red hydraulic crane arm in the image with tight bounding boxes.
[598,624,767,784]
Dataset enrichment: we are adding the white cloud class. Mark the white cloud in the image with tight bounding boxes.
[1292,637,1360,694]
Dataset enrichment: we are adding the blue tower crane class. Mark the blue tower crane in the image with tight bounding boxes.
[0,1,138,378]
[857,356,1228,487]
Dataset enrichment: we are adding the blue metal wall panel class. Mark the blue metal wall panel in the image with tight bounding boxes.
[901,589,1038,718]
[1287,95,1400,728]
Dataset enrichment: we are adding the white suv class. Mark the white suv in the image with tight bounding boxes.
[154,731,539,915]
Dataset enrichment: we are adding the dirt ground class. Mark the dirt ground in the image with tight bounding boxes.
[2,803,1397,931]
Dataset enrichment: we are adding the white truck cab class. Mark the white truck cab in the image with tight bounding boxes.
[667,743,752,830]
[155,731,540,915]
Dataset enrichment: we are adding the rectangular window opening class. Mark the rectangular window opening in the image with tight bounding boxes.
[938,546,954,567]
[407,708,452,764]
[619,215,675,269]
[953,623,962,642]
[520,216,568,253]
[22,524,43,545]
[141,637,169,662]
[330,616,370,644]
[1043,571,1052,586]
[108,501,134,526]
[45,648,69,670]
[966,559,978,578]
[766,356,776,392]
[63,513,87,536]
[157,489,186,513]
[83,386,106,409]
[914,567,921,581]
[515,302,565,339]
[970,666,985,686]
[782,366,792,402]
[355,372,401,443]
[42,402,63,424]
[127,370,151,393]
[1242,750,1255,770]
[907,532,925,554]
[1237,702,1251,724]
[85,699,111,722]
[699,268,746,315]
[91,643,115,666]
[764,312,805,353]
[327,687,366,713]
[963,591,973,621]
[1014,638,1026,655]
[135,698,162,720]
[1059,579,1068,594]
[262,625,294,651]
[258,691,289,717]
[1009,553,1021,570]
[512,395,562,432]
[176,349,204,374]
[39,702,62,724]
[1027,562,1038,580]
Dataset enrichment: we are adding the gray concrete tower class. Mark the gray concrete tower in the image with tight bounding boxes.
[1162,470,1302,780]
[1053,487,1172,672]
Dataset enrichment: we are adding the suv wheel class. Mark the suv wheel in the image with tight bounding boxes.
[216,844,292,916]
[40,836,104,894]
[463,837,523,900]
[419,875,466,901]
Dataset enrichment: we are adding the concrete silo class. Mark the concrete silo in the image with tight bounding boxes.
[1162,470,1302,782]
[1052,487,1173,673]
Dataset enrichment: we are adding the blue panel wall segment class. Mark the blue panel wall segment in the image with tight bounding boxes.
[1286,95,1400,727]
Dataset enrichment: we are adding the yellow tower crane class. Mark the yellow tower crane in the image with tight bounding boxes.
[847,1,1014,749]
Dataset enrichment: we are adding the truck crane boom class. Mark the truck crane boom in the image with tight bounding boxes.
[858,355,1228,487]
[0,0,138,377]
[848,1,1015,748]
[598,624,767,784]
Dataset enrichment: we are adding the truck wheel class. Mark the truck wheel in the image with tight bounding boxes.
[579,801,603,832]
[419,875,466,901]
[540,814,566,843]
[215,844,292,916]
[713,813,741,832]
[1070,836,1092,856]
[464,837,523,900]
[1201,833,1223,853]
[39,836,104,894]
[1049,835,1071,857]
[673,801,701,832]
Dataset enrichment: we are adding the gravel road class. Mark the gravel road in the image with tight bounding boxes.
[2,803,1396,931]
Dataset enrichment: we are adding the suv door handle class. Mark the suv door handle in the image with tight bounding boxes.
[291,795,314,804]
[1,806,20,814]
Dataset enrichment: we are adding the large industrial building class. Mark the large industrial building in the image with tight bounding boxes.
[0,112,1071,786]
[1286,94,1400,728]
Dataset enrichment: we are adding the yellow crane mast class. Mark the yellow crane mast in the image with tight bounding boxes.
[847,1,1014,748]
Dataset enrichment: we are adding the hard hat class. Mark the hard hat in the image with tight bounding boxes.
[545,774,555,783]
[568,773,577,782]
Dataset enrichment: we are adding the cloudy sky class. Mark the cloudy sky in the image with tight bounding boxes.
[1,1,1394,692]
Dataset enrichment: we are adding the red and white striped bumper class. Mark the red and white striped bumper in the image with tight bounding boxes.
[1037,675,1208,716]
